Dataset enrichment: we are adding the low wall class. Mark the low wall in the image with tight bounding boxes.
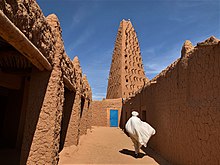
[121,37,220,165]
[91,98,122,127]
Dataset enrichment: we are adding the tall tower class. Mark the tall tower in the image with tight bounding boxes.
[106,19,148,99]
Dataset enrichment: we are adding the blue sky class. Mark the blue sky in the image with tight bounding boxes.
[36,0,220,100]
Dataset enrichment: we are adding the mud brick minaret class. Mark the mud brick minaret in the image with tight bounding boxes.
[106,19,148,99]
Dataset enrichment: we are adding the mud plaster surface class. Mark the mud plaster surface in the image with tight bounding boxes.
[58,126,170,165]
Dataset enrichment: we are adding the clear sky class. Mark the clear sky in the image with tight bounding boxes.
[36,0,220,100]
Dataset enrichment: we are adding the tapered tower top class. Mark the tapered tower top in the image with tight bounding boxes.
[106,19,148,99]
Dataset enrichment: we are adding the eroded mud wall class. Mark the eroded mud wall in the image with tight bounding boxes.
[0,0,55,63]
[20,14,64,165]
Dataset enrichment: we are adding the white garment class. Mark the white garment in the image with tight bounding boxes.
[125,111,156,148]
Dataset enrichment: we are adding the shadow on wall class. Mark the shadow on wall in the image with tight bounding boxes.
[0,76,28,165]
[119,105,126,129]
[59,87,76,152]
[0,67,51,165]
[20,69,51,165]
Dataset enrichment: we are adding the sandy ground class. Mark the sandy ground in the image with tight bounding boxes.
[58,126,170,165]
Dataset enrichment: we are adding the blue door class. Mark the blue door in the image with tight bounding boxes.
[110,109,118,127]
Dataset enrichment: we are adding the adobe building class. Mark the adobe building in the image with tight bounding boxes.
[120,36,220,164]
[0,1,92,165]
[1,0,220,164]
[106,19,148,99]
[91,19,147,127]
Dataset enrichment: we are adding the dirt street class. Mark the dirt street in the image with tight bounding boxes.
[59,127,168,165]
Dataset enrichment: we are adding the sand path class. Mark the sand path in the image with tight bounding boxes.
[58,126,168,165]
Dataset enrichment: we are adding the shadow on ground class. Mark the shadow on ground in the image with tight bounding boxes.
[119,147,171,165]
[141,146,171,165]
[119,149,145,158]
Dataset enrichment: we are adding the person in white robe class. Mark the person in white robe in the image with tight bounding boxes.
[125,111,156,157]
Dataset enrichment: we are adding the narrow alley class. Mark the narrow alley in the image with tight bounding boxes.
[59,127,169,165]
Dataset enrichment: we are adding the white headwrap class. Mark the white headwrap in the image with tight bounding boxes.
[132,111,139,116]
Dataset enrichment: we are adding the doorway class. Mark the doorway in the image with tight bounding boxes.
[0,74,29,165]
[110,109,118,127]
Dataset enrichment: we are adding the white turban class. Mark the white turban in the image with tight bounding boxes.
[132,111,139,116]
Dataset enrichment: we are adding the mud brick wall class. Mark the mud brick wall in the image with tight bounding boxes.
[20,14,67,165]
[121,37,220,165]
[47,15,92,148]
[63,59,92,147]
[79,75,92,135]
[0,1,92,164]
[91,98,122,127]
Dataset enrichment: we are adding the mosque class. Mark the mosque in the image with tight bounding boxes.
[0,0,219,165]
